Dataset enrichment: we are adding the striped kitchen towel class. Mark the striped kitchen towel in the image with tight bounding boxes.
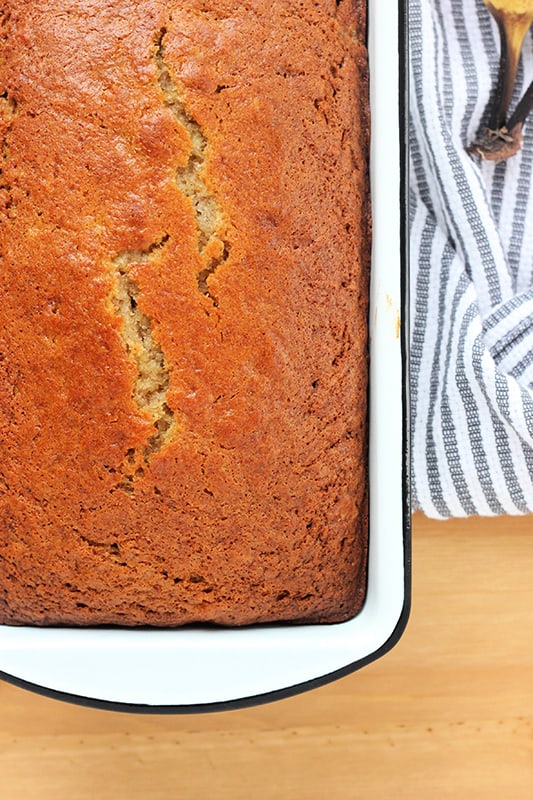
[409,0,533,517]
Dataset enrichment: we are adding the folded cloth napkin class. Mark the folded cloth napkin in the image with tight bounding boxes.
[409,0,533,517]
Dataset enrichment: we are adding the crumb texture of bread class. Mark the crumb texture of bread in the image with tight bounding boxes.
[0,0,370,626]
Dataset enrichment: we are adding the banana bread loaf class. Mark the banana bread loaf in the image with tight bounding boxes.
[0,0,370,626]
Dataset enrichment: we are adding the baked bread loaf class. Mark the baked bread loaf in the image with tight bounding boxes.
[0,0,370,626]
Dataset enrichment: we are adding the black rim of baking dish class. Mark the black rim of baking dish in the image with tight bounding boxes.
[0,0,411,715]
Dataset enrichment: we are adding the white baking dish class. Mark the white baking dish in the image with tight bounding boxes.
[0,0,409,712]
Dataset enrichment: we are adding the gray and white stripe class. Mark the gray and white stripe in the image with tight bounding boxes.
[410,0,533,517]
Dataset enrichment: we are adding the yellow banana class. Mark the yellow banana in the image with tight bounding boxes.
[485,0,533,13]
[484,0,533,127]
[470,0,533,159]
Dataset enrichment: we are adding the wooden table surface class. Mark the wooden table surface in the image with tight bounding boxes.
[1,511,533,799]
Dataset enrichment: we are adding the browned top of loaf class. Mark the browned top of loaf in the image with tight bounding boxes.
[0,0,370,626]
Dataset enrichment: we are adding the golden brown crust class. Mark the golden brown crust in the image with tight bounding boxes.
[0,0,369,626]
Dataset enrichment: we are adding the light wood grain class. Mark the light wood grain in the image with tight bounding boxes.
[1,512,533,799]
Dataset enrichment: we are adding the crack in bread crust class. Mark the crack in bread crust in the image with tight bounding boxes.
[108,237,176,492]
[154,26,230,306]
[105,24,232,492]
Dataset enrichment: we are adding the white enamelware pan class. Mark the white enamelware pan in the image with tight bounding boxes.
[0,0,410,712]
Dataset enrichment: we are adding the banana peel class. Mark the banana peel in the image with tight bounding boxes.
[469,0,533,161]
